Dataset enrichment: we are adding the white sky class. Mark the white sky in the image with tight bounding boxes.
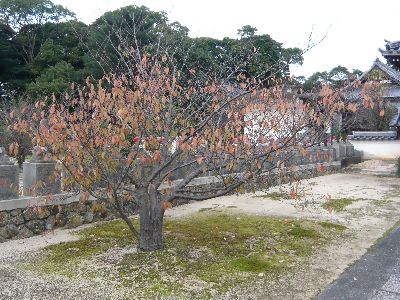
[53,0,400,78]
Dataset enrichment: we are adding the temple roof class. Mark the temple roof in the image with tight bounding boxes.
[379,40,400,70]
[342,59,400,101]
[379,40,400,55]
[358,58,400,85]
[389,108,400,127]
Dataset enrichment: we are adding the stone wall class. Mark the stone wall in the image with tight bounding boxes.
[350,140,400,160]
[0,194,137,243]
[0,147,19,200]
[0,161,344,243]
[0,142,360,243]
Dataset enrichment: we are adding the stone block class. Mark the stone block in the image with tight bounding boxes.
[17,225,34,239]
[332,143,346,159]
[345,141,355,157]
[66,213,83,228]
[45,215,56,230]
[55,213,67,227]
[322,147,333,162]
[0,224,19,238]
[23,161,61,196]
[25,219,45,234]
[293,154,304,165]
[10,214,24,226]
[0,211,9,227]
[315,147,325,163]
[83,211,94,223]
[0,147,19,200]
[330,146,338,161]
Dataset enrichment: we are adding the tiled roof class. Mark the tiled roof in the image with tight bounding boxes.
[358,59,400,85]
[389,108,400,127]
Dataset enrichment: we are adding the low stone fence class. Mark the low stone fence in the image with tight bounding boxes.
[0,193,137,243]
[0,142,360,243]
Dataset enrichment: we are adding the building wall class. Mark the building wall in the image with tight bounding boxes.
[351,140,400,160]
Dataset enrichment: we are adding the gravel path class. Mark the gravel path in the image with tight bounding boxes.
[0,227,124,299]
[0,160,399,299]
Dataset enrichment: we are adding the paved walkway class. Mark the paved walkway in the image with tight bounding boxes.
[317,226,400,300]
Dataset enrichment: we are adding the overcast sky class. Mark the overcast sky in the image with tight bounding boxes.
[53,0,400,78]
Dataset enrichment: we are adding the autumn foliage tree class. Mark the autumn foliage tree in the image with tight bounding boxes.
[351,81,396,131]
[11,49,354,251]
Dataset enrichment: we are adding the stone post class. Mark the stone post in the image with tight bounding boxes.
[322,146,333,162]
[332,142,346,159]
[0,147,19,200]
[316,145,325,163]
[345,141,354,157]
[23,147,61,196]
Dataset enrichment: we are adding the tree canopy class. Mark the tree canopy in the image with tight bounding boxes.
[0,0,74,31]
[0,2,304,101]
[301,65,363,92]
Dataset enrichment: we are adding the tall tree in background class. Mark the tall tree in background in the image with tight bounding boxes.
[84,5,188,79]
[0,0,74,63]
[25,20,88,97]
[0,3,304,100]
[0,0,78,97]
[0,22,25,95]
[301,65,363,92]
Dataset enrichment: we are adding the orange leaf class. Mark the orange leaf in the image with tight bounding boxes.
[196,156,204,164]
[163,202,172,210]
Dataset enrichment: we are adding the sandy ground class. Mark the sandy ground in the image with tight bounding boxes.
[1,160,400,299]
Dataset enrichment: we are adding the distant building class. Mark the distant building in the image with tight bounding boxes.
[344,40,400,139]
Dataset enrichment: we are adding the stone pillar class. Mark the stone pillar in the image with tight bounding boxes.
[322,146,333,162]
[328,145,338,161]
[310,147,321,163]
[0,147,19,200]
[332,142,346,159]
[345,141,354,157]
[23,147,60,196]
[316,146,325,163]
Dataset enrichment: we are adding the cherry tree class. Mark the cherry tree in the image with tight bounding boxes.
[12,51,351,251]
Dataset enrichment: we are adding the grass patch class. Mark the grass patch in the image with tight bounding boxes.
[375,174,396,178]
[319,221,347,231]
[255,191,291,201]
[230,256,275,272]
[322,198,355,212]
[372,199,392,207]
[198,207,214,212]
[26,213,345,299]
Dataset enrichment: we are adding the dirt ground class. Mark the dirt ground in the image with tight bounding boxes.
[1,160,400,299]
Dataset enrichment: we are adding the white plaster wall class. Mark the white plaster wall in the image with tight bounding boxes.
[351,141,400,160]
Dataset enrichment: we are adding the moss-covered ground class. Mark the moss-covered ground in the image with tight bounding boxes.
[254,191,292,201]
[25,212,346,299]
[321,198,355,212]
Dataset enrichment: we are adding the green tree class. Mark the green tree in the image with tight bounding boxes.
[237,25,257,38]
[0,22,26,96]
[303,66,363,92]
[0,0,74,31]
[26,60,79,97]
[0,0,74,63]
[235,27,303,85]
[84,5,187,79]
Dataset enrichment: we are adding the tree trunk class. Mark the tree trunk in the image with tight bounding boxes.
[138,189,165,251]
